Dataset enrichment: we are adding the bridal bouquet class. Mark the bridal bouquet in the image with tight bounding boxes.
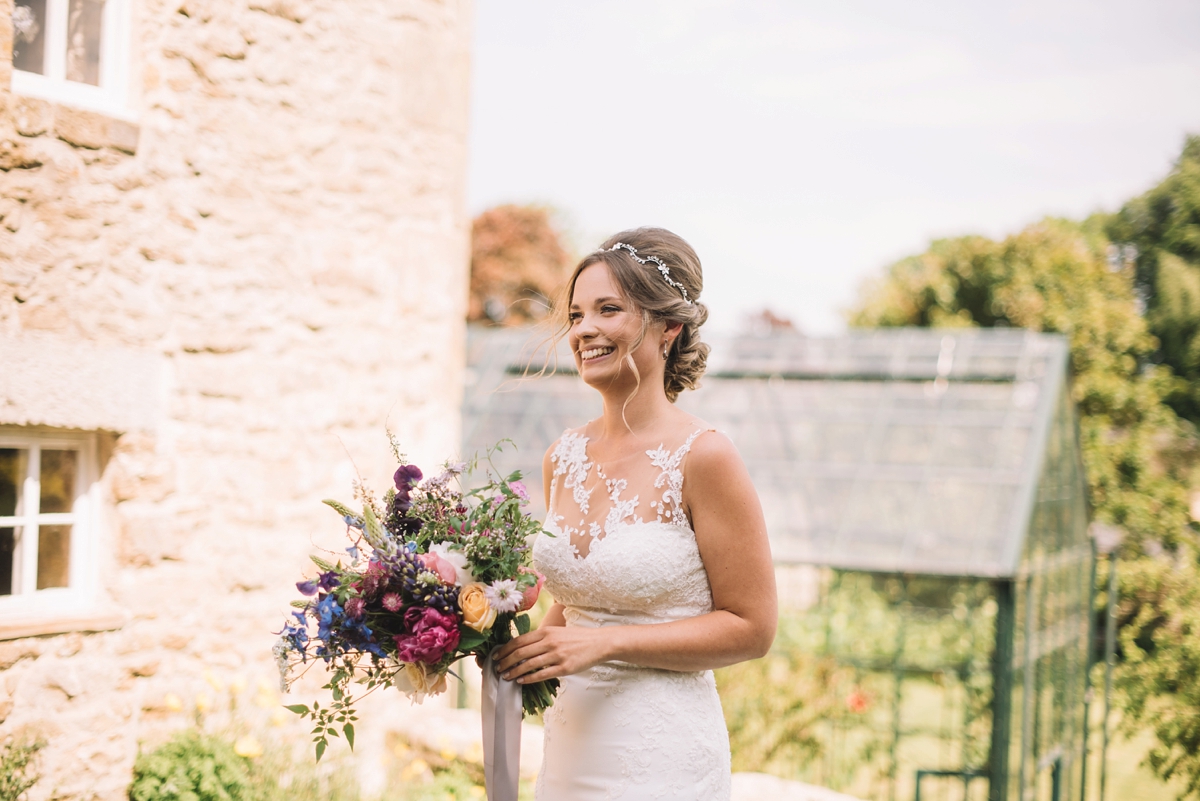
[273,441,558,759]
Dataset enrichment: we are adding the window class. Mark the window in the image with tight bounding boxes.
[10,0,131,118]
[0,430,111,637]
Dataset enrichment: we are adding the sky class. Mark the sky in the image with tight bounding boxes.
[467,0,1200,334]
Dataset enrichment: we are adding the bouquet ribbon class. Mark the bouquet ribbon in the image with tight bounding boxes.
[482,648,523,801]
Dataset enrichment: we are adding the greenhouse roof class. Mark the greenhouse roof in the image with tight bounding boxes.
[463,327,1073,579]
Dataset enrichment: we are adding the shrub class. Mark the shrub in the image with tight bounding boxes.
[0,734,46,801]
[129,731,255,801]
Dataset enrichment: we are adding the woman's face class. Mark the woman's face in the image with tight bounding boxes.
[568,262,665,391]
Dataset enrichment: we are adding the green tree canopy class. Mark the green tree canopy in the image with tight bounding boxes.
[1107,135,1200,422]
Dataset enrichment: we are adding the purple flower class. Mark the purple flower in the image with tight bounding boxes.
[345,597,365,620]
[318,571,340,592]
[393,464,424,491]
[296,579,318,596]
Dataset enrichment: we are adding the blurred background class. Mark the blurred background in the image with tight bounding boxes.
[1,1,1199,800]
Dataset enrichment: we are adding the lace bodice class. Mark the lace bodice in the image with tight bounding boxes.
[534,427,716,624]
[531,425,732,800]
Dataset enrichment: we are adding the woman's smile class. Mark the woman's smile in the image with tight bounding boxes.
[579,346,615,362]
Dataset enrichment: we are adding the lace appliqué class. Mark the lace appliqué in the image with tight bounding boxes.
[554,432,594,515]
[647,428,707,528]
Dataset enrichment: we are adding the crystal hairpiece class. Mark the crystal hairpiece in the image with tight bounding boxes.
[606,242,693,305]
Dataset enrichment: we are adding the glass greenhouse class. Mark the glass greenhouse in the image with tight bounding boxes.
[463,327,1095,801]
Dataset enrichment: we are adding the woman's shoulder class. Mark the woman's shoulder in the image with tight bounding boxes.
[681,422,744,478]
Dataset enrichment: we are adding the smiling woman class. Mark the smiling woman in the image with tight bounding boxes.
[494,227,777,800]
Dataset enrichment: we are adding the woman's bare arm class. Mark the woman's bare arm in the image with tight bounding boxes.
[495,432,776,680]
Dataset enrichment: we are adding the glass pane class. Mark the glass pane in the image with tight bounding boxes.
[66,0,105,86]
[37,524,71,589]
[40,450,77,514]
[12,0,47,75]
[0,449,26,517]
[0,527,14,596]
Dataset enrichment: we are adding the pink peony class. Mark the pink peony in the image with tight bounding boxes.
[393,607,460,664]
[382,592,403,612]
[517,566,545,612]
[418,552,458,585]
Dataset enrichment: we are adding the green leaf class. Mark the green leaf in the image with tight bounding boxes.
[310,554,336,573]
[343,723,355,750]
[515,614,531,636]
[458,626,488,651]
[315,739,327,762]
[284,704,309,715]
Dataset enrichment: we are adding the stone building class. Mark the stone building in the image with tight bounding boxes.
[0,0,473,796]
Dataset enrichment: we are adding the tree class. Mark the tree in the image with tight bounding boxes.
[849,216,1200,797]
[1107,135,1200,422]
[468,205,573,326]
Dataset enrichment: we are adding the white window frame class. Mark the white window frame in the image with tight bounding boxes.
[0,429,102,621]
[10,0,133,120]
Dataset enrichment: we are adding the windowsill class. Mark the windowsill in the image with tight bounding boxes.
[0,593,126,641]
[9,72,139,154]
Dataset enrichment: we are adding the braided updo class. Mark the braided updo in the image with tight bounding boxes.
[553,227,710,403]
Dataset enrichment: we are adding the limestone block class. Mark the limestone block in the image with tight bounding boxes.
[0,639,42,670]
[0,137,41,170]
[108,433,177,503]
[54,107,141,154]
[11,97,52,136]
[116,501,186,565]
[0,333,166,432]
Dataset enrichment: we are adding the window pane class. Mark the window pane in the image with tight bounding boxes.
[66,0,105,86]
[0,449,26,517]
[40,450,78,514]
[12,0,47,75]
[37,525,71,589]
[0,527,14,596]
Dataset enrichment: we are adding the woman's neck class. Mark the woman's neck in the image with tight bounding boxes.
[594,382,678,441]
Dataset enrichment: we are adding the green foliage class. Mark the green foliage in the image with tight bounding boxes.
[849,212,1200,797]
[129,731,255,801]
[0,734,46,801]
[130,729,364,801]
[1115,555,1200,799]
[1108,135,1200,422]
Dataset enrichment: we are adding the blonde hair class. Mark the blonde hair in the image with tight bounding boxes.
[547,227,710,403]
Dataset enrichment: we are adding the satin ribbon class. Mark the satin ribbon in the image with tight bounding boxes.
[482,649,523,801]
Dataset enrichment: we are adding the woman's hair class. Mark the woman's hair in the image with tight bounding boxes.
[548,226,710,403]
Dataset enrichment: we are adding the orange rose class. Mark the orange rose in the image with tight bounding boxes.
[460,582,497,633]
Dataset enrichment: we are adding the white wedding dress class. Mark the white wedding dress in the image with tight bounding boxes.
[531,426,732,800]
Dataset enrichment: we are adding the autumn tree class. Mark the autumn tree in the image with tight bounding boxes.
[469,205,573,326]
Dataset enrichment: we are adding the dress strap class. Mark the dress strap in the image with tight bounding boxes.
[647,427,715,526]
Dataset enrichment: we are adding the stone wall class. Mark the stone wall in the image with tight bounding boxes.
[0,0,473,797]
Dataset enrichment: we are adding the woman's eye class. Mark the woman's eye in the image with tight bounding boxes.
[568,313,582,323]
[602,305,621,313]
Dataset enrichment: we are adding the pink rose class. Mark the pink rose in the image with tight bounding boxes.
[393,608,461,664]
[517,567,545,612]
[418,552,457,585]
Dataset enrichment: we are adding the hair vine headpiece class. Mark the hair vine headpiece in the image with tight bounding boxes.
[606,243,693,305]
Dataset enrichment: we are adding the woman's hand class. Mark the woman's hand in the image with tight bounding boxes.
[492,625,611,684]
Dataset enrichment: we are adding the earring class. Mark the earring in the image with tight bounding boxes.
[662,345,669,359]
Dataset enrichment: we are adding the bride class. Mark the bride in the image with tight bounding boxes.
[494,227,778,799]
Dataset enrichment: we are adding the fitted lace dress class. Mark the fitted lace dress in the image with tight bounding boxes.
[531,426,732,800]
